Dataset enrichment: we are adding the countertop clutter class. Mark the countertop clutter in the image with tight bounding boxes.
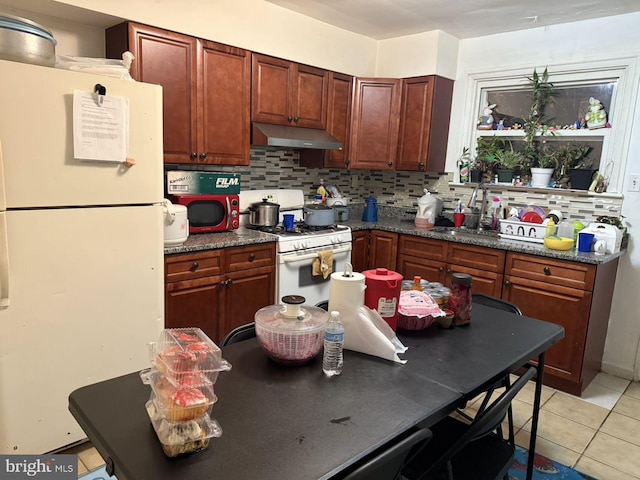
[164,215,624,265]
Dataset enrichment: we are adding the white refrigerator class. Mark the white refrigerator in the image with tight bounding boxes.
[0,59,165,454]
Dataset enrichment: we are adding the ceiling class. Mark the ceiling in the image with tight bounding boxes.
[266,0,640,39]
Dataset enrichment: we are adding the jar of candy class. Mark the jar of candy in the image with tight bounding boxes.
[450,273,472,326]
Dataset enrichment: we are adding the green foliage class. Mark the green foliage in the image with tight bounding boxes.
[474,136,509,172]
[494,146,525,169]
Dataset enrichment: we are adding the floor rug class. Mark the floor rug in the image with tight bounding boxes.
[78,466,117,480]
[508,446,597,480]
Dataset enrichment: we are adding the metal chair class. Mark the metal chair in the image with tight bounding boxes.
[221,323,256,346]
[405,367,537,480]
[472,293,522,315]
[341,427,433,480]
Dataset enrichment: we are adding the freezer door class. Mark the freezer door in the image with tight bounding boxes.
[0,205,164,454]
[0,59,163,208]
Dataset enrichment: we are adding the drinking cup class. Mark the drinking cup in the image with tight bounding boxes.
[283,214,295,231]
[578,232,595,252]
[454,213,465,228]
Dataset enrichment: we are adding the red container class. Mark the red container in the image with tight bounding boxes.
[363,268,403,330]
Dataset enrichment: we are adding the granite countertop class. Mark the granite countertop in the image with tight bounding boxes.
[345,217,624,265]
[164,218,624,265]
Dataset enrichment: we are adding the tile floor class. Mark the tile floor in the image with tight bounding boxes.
[67,372,640,479]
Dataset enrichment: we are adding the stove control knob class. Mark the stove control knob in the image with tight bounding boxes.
[302,241,311,249]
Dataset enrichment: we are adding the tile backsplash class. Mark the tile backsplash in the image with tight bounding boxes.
[165,147,623,224]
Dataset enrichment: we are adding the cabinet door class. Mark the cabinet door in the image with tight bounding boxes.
[165,276,223,343]
[369,231,398,271]
[350,78,401,170]
[397,255,447,285]
[503,275,591,390]
[294,64,328,129]
[396,76,453,172]
[251,54,294,126]
[351,230,369,273]
[221,266,275,341]
[324,72,353,168]
[447,265,503,297]
[199,41,250,165]
[107,23,198,164]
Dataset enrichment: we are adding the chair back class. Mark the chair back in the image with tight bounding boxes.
[472,294,522,315]
[342,428,432,480]
[221,323,256,346]
[431,366,535,471]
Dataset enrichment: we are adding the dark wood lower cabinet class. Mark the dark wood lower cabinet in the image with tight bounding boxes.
[396,233,618,396]
[165,244,275,344]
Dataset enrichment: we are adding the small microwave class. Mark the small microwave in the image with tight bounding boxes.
[171,194,240,233]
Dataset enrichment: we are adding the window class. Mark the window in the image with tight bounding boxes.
[460,58,638,193]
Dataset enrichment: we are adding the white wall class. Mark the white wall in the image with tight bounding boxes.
[376,30,459,79]
[447,13,640,379]
[46,0,379,76]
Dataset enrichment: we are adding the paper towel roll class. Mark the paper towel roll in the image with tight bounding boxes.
[328,268,366,317]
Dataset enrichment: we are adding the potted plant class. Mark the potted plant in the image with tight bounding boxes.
[559,143,594,190]
[494,146,525,183]
[474,135,507,183]
[522,68,558,186]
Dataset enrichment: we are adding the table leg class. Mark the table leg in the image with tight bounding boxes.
[526,352,545,480]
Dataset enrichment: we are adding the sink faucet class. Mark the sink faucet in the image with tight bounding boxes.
[467,182,492,230]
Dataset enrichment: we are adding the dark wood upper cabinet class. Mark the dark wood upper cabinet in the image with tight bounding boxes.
[396,75,454,172]
[251,53,328,129]
[324,72,353,168]
[349,78,401,170]
[106,23,250,166]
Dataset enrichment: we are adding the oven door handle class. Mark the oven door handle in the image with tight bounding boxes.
[281,245,351,264]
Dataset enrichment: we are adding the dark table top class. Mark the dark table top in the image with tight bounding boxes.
[69,305,563,480]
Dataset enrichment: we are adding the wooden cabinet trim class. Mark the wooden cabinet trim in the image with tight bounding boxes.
[398,234,448,261]
[165,250,223,282]
[447,242,505,273]
[224,244,276,272]
[506,253,596,291]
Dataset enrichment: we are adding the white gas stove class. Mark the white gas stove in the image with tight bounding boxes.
[239,189,352,305]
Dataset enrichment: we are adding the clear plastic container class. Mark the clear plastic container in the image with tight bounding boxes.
[148,328,231,387]
[147,388,217,422]
[145,400,222,458]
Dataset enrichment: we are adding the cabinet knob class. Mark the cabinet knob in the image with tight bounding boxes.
[190,152,197,161]
[287,116,293,122]
[199,153,207,161]
[345,160,350,166]
[387,161,393,167]
[294,117,300,123]
[418,162,425,171]
[505,280,511,287]
[190,262,199,272]
[439,267,444,273]
[446,268,451,274]
[543,267,552,276]
[226,279,233,286]
[249,253,256,262]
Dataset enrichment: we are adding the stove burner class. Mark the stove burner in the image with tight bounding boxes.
[247,222,347,236]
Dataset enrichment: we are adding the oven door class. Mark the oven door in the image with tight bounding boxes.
[277,243,351,306]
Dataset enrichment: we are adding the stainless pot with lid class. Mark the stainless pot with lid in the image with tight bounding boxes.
[248,199,280,227]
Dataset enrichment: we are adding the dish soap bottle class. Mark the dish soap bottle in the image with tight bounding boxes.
[317,178,327,203]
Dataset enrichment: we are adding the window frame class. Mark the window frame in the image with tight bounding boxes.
[459,57,639,194]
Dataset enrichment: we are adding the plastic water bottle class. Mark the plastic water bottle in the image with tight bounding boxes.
[323,311,344,377]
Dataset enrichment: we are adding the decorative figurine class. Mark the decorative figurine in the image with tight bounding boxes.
[477,103,496,130]
[496,119,505,130]
[585,97,607,129]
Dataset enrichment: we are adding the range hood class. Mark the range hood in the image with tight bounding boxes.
[252,122,343,150]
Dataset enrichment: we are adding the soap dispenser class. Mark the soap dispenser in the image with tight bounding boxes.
[415,189,437,229]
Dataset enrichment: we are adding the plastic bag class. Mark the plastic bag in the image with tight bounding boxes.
[55,51,135,80]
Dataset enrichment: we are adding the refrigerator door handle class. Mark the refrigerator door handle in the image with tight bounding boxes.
[0,212,9,307]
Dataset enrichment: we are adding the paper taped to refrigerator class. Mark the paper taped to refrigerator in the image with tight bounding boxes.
[73,89,129,163]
